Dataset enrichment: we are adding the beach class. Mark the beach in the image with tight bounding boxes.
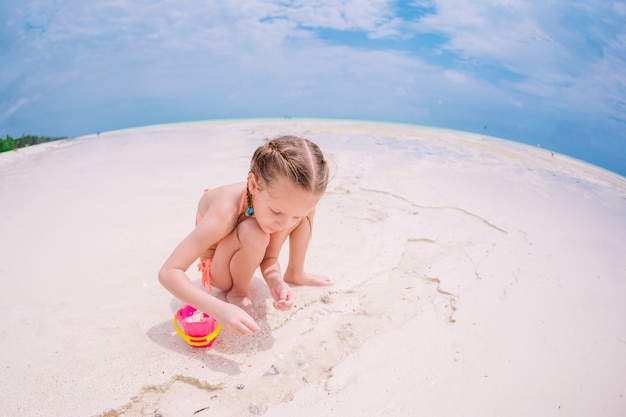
[0,119,625,416]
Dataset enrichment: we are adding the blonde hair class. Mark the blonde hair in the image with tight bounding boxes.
[250,135,329,194]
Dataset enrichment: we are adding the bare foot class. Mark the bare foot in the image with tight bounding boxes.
[284,272,333,287]
[226,291,258,320]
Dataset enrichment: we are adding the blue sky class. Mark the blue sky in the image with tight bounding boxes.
[1,0,625,175]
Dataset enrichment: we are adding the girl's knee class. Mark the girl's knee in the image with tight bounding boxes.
[237,219,270,250]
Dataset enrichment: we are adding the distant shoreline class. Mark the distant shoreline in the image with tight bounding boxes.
[0,135,67,153]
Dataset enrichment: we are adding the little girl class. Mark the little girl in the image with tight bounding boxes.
[159,136,331,335]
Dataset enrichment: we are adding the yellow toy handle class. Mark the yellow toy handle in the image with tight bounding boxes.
[173,315,222,347]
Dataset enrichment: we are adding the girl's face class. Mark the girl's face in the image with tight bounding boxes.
[250,174,321,234]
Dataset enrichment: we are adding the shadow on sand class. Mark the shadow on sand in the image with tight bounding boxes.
[146,277,276,376]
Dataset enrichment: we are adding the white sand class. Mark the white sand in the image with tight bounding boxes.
[0,119,625,417]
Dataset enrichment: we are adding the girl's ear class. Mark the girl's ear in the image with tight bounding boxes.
[248,171,259,192]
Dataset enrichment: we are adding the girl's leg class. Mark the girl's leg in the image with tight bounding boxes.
[210,218,270,317]
[283,210,333,286]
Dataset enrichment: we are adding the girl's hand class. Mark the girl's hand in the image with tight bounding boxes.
[213,303,260,335]
[269,281,295,311]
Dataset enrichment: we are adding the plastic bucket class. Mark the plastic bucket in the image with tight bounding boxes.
[173,305,221,348]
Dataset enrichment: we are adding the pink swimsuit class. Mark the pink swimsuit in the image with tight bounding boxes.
[196,188,247,289]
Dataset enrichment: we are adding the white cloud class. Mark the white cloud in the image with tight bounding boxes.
[404,0,625,122]
[410,0,557,65]
[394,86,409,96]
[1,95,38,121]
[443,70,469,83]
[283,0,394,31]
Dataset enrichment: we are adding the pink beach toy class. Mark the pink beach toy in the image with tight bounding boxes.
[173,305,221,348]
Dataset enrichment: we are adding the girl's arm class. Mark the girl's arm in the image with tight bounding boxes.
[158,201,260,334]
[260,230,294,310]
[283,209,333,286]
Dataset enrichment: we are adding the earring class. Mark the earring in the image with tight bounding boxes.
[245,207,253,217]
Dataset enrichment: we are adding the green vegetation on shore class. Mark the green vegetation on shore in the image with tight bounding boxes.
[0,135,67,153]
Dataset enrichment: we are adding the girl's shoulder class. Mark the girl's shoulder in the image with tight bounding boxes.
[197,182,246,219]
